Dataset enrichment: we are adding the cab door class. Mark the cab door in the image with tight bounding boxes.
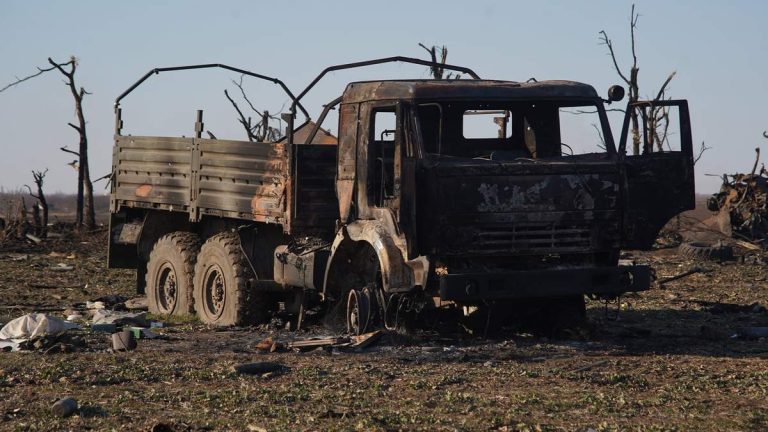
[620,100,695,249]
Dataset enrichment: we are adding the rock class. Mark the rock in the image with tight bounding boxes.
[51,397,78,418]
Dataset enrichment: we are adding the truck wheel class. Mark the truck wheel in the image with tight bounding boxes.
[145,232,200,316]
[193,232,267,326]
[678,241,734,261]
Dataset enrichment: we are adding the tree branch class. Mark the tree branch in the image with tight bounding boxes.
[630,4,639,69]
[60,146,80,157]
[0,65,59,93]
[224,89,256,141]
[693,141,711,164]
[24,184,38,199]
[653,71,676,102]
[232,76,263,117]
[599,31,630,85]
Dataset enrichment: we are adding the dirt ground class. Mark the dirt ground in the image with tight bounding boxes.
[1,226,767,431]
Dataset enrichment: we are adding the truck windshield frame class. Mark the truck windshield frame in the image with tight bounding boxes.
[414,99,616,160]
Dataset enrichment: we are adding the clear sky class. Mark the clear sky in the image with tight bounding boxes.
[1,0,766,194]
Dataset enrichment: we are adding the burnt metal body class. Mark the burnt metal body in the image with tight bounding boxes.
[108,58,695,315]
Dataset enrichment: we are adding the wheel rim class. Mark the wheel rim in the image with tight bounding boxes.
[155,262,178,313]
[202,264,226,320]
[347,289,370,335]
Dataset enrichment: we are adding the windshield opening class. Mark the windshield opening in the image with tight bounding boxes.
[416,100,613,160]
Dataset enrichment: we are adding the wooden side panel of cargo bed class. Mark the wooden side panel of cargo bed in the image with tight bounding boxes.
[114,136,193,211]
[197,139,287,223]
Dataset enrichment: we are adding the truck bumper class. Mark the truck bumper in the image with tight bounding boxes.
[438,265,651,302]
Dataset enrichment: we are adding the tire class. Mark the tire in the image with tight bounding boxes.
[145,232,200,316]
[678,241,734,261]
[193,232,268,326]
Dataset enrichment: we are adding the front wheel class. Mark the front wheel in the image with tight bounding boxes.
[193,232,268,326]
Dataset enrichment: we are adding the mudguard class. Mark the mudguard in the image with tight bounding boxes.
[324,210,423,295]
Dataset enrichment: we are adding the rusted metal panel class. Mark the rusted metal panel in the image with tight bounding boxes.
[292,144,338,234]
[439,265,650,301]
[342,80,599,104]
[336,103,359,223]
[196,139,287,223]
[114,136,193,210]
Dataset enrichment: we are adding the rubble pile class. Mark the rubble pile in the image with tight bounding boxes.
[708,162,768,244]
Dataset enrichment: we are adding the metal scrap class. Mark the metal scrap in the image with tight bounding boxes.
[708,148,768,244]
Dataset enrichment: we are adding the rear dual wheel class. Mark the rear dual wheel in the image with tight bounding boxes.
[193,232,271,326]
[146,232,201,316]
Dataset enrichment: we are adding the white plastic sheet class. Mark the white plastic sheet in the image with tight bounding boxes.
[0,313,81,349]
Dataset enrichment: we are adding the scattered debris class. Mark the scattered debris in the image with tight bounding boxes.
[694,300,767,315]
[111,330,137,351]
[91,323,117,333]
[92,309,148,327]
[657,266,706,285]
[149,423,174,432]
[124,297,148,311]
[255,337,285,353]
[733,327,768,340]
[25,233,41,244]
[0,313,80,351]
[50,263,74,272]
[86,301,106,310]
[66,312,84,322]
[286,331,386,352]
[566,359,610,374]
[233,362,289,377]
[129,327,159,340]
[699,325,728,341]
[51,397,78,418]
[678,241,734,261]
[708,150,768,245]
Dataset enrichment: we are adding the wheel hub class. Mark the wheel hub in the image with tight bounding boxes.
[204,265,226,319]
[347,289,373,335]
[156,263,178,313]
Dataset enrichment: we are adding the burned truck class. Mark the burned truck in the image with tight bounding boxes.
[108,57,695,333]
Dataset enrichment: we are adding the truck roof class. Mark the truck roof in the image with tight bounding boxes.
[341,79,600,104]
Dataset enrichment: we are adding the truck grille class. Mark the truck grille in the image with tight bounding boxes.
[469,222,592,254]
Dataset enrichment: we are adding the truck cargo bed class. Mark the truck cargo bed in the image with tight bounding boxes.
[112,135,338,234]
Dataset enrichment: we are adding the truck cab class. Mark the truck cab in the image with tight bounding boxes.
[321,79,694,332]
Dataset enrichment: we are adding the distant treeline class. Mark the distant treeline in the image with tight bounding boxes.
[0,191,109,222]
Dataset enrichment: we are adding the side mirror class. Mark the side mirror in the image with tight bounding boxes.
[607,85,625,102]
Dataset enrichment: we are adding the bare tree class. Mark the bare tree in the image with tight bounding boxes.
[224,75,283,142]
[24,169,49,237]
[0,56,95,229]
[600,4,676,155]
